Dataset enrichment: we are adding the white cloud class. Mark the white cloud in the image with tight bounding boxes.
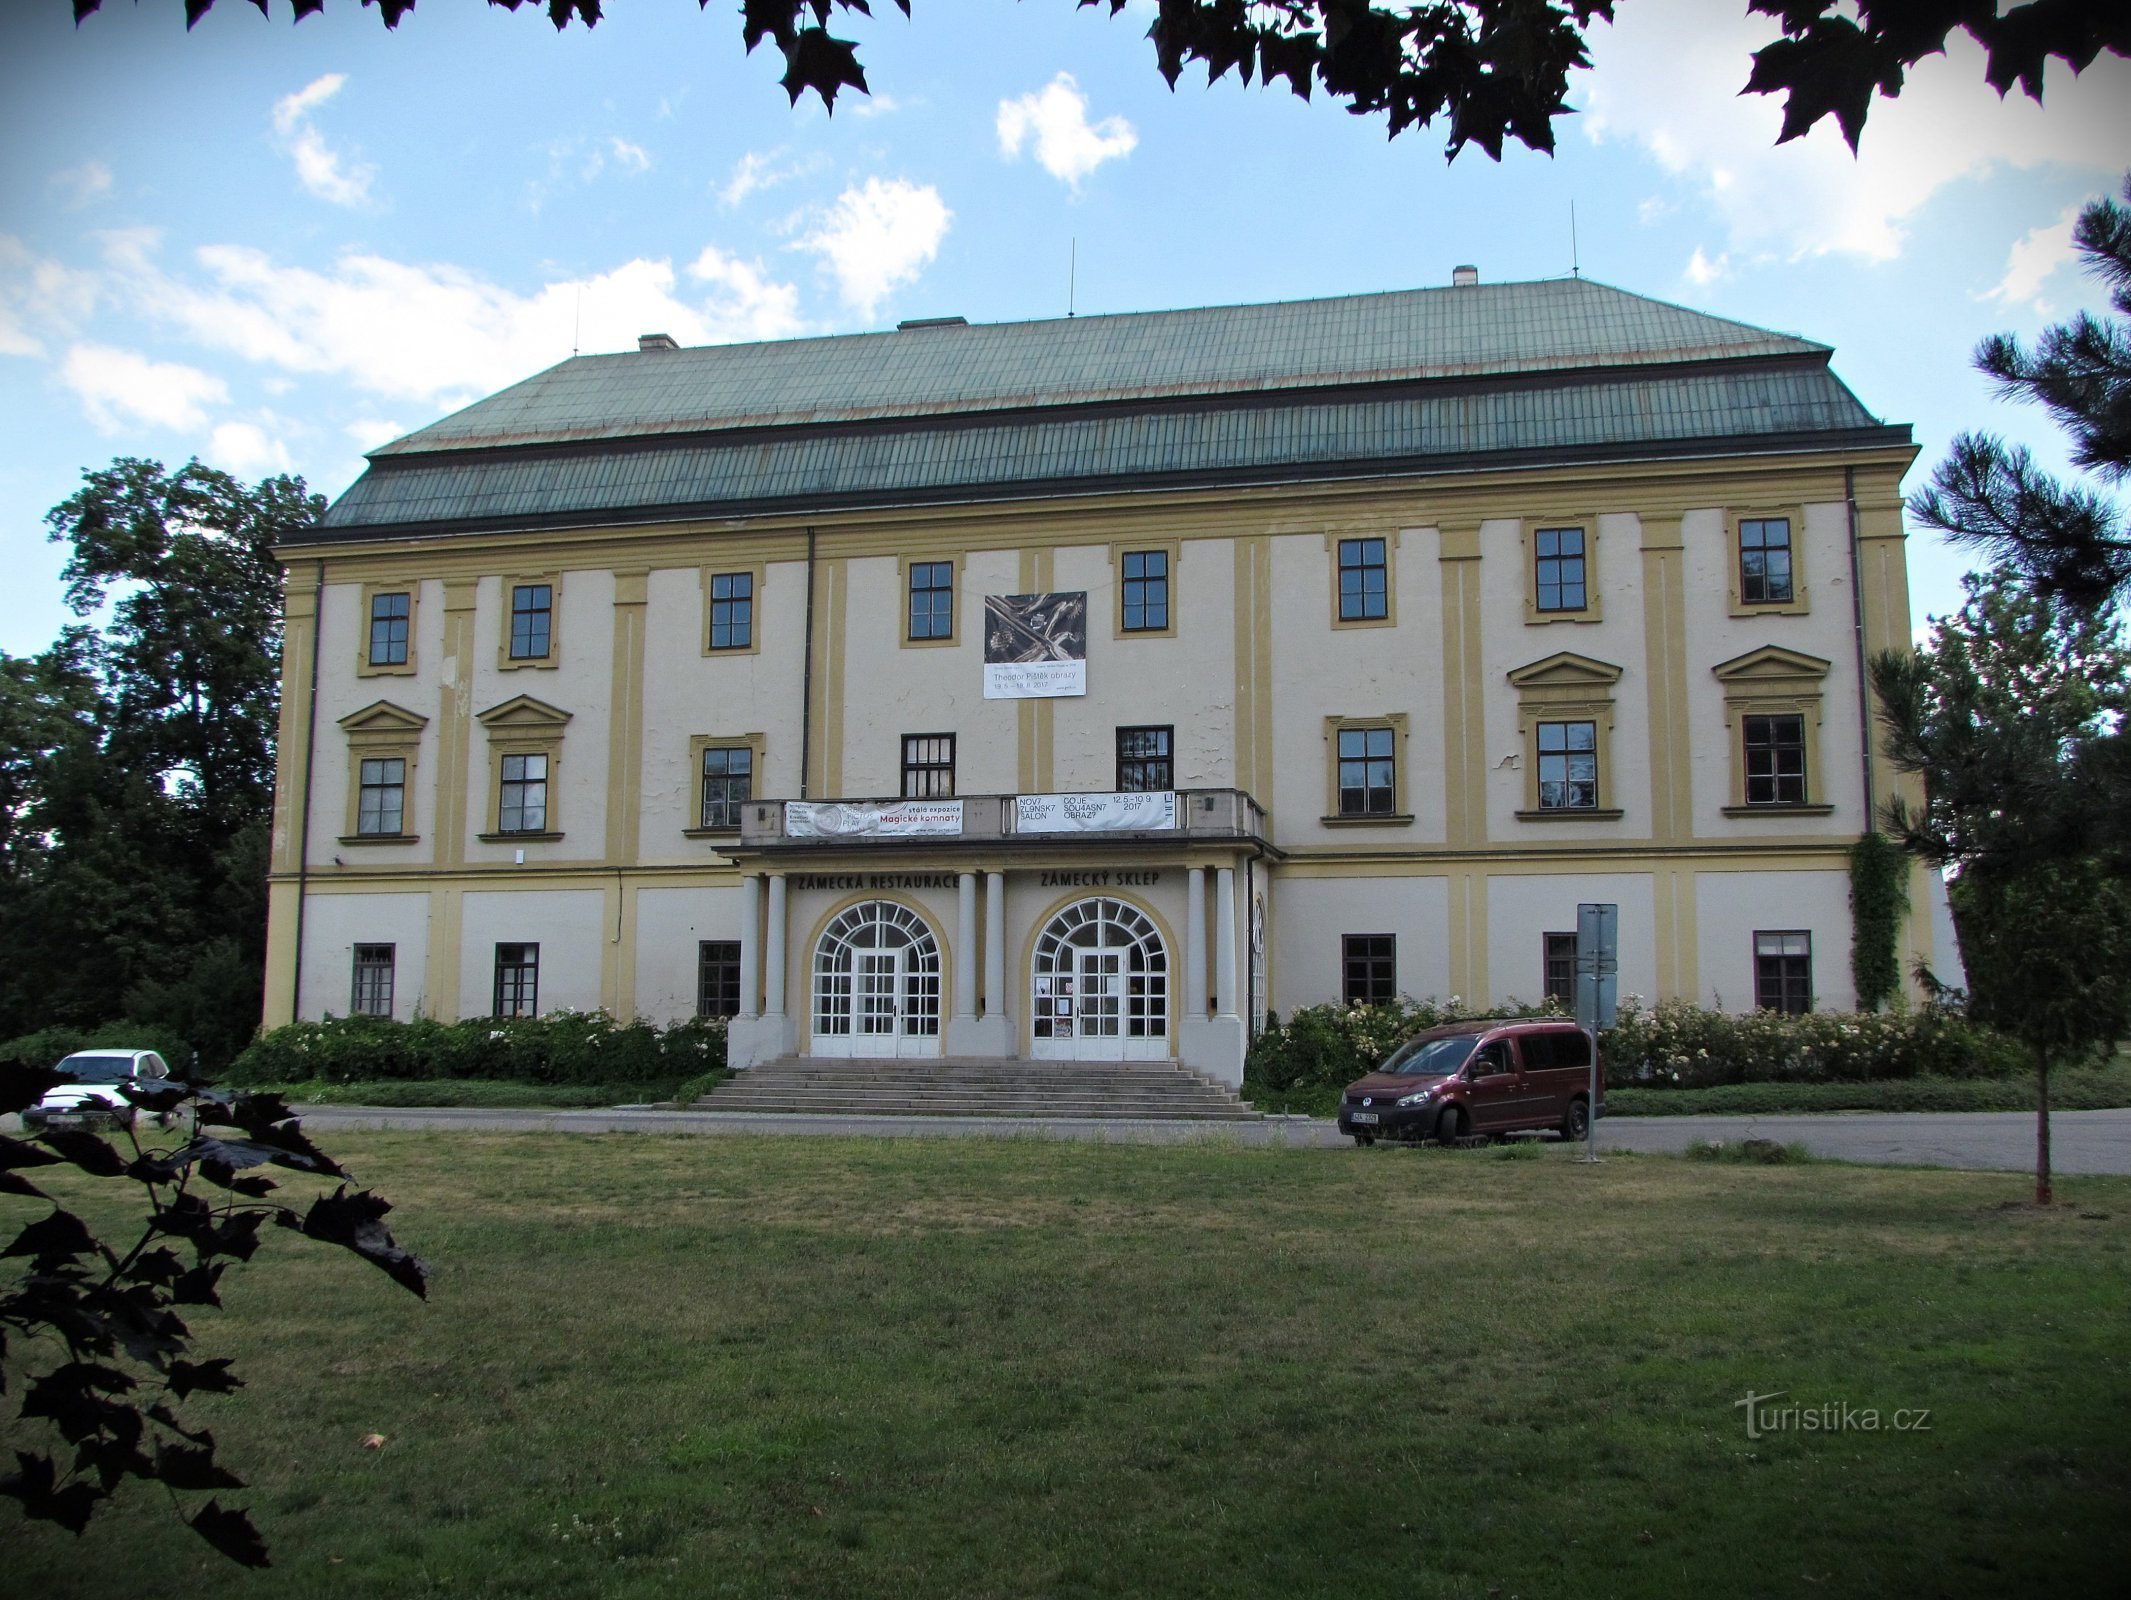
[1982,202,2087,313]
[271,74,376,208]
[59,343,227,432]
[1684,246,1730,287]
[850,93,903,120]
[1579,1,2131,263]
[718,148,827,209]
[346,417,407,452]
[686,246,804,341]
[608,136,652,174]
[208,420,294,476]
[0,235,101,358]
[996,74,1138,189]
[793,177,951,316]
[51,161,113,208]
[98,231,805,402]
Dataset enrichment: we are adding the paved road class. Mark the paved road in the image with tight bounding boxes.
[292,1104,2131,1175]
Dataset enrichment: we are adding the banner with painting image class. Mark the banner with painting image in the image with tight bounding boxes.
[982,591,1087,699]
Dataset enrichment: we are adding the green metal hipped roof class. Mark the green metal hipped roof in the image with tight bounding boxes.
[312,278,1903,542]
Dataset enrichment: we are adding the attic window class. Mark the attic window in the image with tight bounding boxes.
[896,316,968,330]
[637,333,680,352]
[1451,266,1479,287]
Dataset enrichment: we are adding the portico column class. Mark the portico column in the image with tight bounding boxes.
[1185,867,1208,1021]
[764,872,788,1020]
[954,871,978,1022]
[1215,866,1239,1020]
[737,874,761,1021]
[984,872,1006,1020]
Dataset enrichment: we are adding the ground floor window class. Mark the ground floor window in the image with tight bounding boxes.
[698,940,740,1018]
[1032,897,1169,1060]
[1544,932,1577,1009]
[1342,934,1395,1005]
[812,900,942,1056]
[1754,930,1812,1014]
[494,943,539,1017]
[352,943,394,1017]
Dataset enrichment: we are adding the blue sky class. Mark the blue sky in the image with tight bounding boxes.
[2,0,2126,657]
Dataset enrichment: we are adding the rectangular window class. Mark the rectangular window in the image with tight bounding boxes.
[1336,726,1395,815]
[1739,517,1795,605]
[356,756,407,836]
[698,940,741,1018]
[1336,537,1387,622]
[901,733,956,798]
[1536,720,1599,810]
[1743,714,1807,805]
[1754,931,1813,1014]
[708,571,754,650]
[351,943,395,1018]
[1534,526,1587,612]
[908,561,954,641]
[1544,932,1577,1009]
[1121,549,1170,632]
[498,752,549,833]
[1116,725,1174,792]
[1342,934,1396,1005]
[493,943,539,1018]
[508,583,552,660]
[368,591,411,666]
[699,745,752,830]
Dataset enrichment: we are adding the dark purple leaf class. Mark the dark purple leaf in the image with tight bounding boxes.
[300,1187,429,1298]
[1,1450,104,1534]
[156,1441,245,1492]
[35,1128,128,1178]
[169,1359,243,1399]
[4,1209,99,1265]
[190,1499,270,1568]
[0,1066,64,1118]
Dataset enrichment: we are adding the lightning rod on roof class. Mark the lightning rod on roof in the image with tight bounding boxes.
[572,285,582,356]
[1069,238,1077,318]
[1571,201,1581,280]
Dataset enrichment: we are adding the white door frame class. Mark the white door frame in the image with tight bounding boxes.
[811,900,943,1058]
[1031,896,1169,1061]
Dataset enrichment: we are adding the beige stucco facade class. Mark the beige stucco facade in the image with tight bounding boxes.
[266,448,1942,1087]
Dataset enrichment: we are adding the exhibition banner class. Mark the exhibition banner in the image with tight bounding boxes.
[1015,791,1179,834]
[983,591,1088,699]
[784,800,964,838]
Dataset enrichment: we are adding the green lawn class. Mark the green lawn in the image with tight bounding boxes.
[8,1134,2129,1598]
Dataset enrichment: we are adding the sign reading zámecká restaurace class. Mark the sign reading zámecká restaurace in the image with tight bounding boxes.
[983,592,1087,700]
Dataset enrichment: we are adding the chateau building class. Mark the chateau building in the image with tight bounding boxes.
[263,273,1946,1085]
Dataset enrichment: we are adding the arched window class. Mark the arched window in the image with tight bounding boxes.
[811,901,942,1057]
[1031,898,1169,1061]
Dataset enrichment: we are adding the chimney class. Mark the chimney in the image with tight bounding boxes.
[1451,265,1479,288]
[637,332,680,352]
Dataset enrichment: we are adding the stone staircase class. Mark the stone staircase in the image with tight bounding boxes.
[695,1056,1261,1120]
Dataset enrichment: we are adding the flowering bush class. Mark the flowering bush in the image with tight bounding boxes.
[1244,995,2024,1095]
[226,1009,728,1087]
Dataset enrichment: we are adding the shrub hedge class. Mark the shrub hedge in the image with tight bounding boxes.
[225,1010,727,1088]
[1243,995,2028,1100]
[0,1021,200,1075]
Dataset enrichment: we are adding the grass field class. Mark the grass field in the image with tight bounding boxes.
[8,1133,2129,1599]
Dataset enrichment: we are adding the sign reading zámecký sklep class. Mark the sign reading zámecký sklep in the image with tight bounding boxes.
[983,592,1087,700]
[784,800,964,838]
[1015,791,1178,833]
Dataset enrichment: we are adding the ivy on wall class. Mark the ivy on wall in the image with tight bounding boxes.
[1849,831,1910,1011]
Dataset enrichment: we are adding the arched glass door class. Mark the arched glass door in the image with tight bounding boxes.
[811,901,943,1057]
[1031,897,1169,1060]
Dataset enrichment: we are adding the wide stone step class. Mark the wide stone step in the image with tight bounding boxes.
[700,1053,1257,1120]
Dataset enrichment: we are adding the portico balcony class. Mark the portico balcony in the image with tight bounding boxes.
[733,788,1270,853]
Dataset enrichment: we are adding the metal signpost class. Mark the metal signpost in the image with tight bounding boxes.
[1574,902,1618,1165]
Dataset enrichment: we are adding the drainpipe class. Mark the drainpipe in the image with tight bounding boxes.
[288,558,324,1025]
[1844,467,1876,825]
[800,525,817,799]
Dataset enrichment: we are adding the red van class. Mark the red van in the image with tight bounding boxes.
[1335,1020,1603,1146]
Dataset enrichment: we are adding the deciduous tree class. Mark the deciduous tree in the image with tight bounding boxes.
[67,0,2130,161]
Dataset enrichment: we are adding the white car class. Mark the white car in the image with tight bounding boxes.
[24,1048,175,1132]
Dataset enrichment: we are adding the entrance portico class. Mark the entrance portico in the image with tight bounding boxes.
[722,790,1268,1087]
